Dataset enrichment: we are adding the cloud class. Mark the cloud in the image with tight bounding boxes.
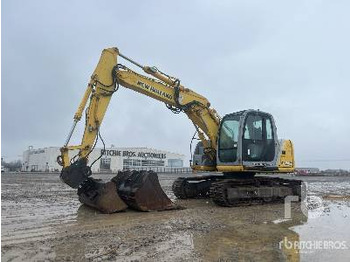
[2,0,350,169]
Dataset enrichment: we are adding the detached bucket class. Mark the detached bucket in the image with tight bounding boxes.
[113,170,174,211]
[78,178,128,213]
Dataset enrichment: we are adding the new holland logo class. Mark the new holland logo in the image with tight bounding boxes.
[136,80,173,100]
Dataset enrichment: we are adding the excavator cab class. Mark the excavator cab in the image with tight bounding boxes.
[218,110,278,167]
[194,109,285,173]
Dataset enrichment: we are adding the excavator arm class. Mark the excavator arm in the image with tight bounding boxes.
[60,47,220,179]
[59,47,221,213]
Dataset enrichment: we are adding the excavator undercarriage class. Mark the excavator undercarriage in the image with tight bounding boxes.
[173,174,302,207]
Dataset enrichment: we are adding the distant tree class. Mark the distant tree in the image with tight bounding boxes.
[2,160,22,171]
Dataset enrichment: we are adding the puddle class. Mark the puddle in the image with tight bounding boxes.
[290,202,350,261]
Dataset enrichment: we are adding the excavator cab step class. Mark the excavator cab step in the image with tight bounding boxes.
[77,170,174,213]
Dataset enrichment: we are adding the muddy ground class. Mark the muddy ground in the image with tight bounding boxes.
[1,172,350,261]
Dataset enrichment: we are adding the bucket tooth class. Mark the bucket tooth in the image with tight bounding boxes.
[113,170,174,211]
[78,178,128,213]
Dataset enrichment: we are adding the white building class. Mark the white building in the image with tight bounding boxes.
[22,146,185,172]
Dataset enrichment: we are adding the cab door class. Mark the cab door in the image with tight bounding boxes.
[242,112,275,162]
[217,114,241,163]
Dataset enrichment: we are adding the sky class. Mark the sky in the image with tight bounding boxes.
[2,0,350,170]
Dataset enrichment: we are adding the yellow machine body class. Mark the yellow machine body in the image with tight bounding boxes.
[59,47,295,213]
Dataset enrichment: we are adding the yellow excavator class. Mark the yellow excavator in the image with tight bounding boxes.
[58,47,301,213]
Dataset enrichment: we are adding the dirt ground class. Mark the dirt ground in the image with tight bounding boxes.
[1,172,350,261]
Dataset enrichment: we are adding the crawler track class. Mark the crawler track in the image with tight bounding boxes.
[172,176,218,199]
[172,176,302,207]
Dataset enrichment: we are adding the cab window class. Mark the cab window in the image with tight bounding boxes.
[244,115,263,140]
[218,116,240,162]
[266,118,273,140]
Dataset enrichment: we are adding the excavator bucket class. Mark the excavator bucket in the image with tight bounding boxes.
[112,170,175,211]
[78,178,128,214]
[77,170,174,213]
